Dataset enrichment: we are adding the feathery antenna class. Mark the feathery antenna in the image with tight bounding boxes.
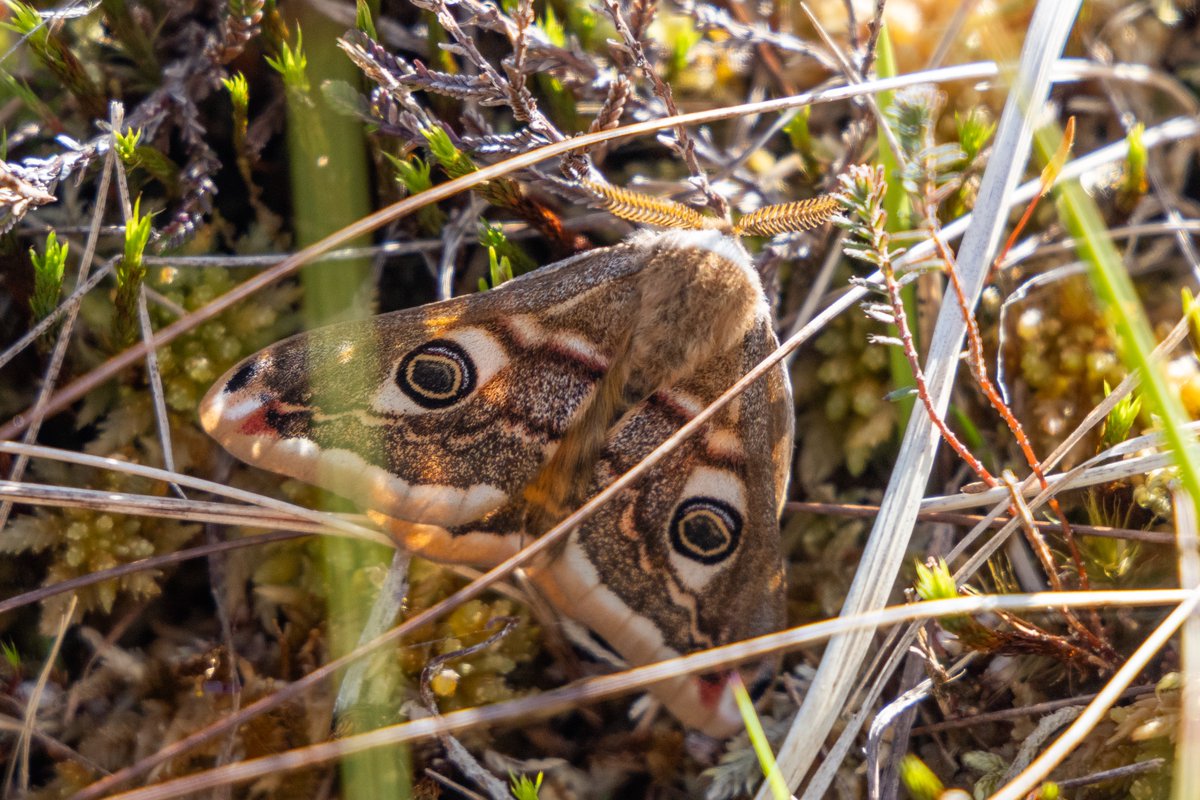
[732,195,842,236]
[582,179,718,231]
[582,180,840,237]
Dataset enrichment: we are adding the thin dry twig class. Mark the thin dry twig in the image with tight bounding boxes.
[0,528,306,617]
[0,105,117,533]
[0,62,1188,443]
[784,501,1174,544]
[5,596,76,796]
[910,684,1155,735]
[990,589,1200,800]
[1000,472,1113,668]
[90,589,1193,800]
[417,618,519,800]
[930,225,1111,655]
[600,0,725,215]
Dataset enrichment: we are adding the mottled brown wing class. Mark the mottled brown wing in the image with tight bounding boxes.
[532,314,792,737]
[202,228,792,737]
[200,243,653,564]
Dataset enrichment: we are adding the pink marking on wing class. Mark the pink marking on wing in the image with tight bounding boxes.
[237,403,276,437]
[545,340,608,379]
[697,671,731,708]
[650,389,704,423]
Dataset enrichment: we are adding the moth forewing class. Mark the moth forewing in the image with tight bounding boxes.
[201,222,798,739]
[201,242,649,535]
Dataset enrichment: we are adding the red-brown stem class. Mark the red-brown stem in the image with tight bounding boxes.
[877,245,995,485]
[987,117,1075,283]
[931,226,1113,659]
[988,187,1044,283]
[1003,473,1116,663]
[932,229,1087,574]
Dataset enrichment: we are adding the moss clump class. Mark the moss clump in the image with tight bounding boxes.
[1002,275,1127,463]
[248,540,543,717]
[1,468,198,633]
[400,559,542,711]
[4,265,299,633]
[793,307,897,485]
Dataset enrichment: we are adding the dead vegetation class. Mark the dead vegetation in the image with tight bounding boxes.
[0,0,1199,798]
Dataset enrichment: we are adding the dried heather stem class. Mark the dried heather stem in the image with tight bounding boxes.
[600,0,724,215]
[930,227,1114,661]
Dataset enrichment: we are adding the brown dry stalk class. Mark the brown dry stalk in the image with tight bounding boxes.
[933,230,1083,533]
[989,605,1114,671]
[930,225,1111,655]
[1003,473,1116,664]
[872,174,1112,666]
[783,501,1173,544]
[877,242,995,483]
